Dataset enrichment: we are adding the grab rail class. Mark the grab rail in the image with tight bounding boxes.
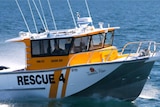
[120,41,159,55]
[67,41,160,66]
[67,48,117,66]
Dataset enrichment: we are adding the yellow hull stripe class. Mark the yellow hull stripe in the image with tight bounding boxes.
[61,68,70,97]
[49,70,62,98]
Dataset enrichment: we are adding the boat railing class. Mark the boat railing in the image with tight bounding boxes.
[67,48,117,66]
[120,41,160,57]
[67,41,160,66]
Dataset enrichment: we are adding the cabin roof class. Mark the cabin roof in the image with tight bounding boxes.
[6,27,120,42]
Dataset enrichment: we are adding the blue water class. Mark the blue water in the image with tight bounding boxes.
[0,0,160,106]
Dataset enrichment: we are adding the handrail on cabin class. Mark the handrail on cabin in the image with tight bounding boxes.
[67,41,160,67]
[67,48,117,66]
[120,41,159,55]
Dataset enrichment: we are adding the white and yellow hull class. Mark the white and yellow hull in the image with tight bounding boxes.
[0,56,158,101]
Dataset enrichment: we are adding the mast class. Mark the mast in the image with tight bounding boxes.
[15,0,31,33]
[85,0,93,26]
[31,0,47,31]
[27,0,38,33]
[67,0,77,28]
[47,0,58,32]
[38,0,49,30]
[15,0,58,34]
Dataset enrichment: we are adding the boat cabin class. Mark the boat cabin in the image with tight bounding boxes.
[31,29,114,57]
[8,27,118,71]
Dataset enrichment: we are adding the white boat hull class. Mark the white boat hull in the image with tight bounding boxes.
[0,57,156,101]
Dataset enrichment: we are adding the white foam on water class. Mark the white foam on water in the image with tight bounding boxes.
[0,42,26,70]
[139,84,160,100]
[0,104,10,107]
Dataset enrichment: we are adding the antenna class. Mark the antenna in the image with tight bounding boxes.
[47,0,57,31]
[67,0,77,28]
[27,0,38,33]
[31,0,47,31]
[38,0,48,30]
[15,0,31,33]
[85,0,93,26]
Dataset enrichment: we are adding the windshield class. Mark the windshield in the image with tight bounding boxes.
[31,38,73,57]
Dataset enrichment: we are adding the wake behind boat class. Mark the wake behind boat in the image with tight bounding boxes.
[0,0,160,101]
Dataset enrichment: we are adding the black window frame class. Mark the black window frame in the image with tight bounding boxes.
[31,38,73,57]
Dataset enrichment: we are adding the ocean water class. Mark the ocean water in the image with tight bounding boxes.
[0,0,160,106]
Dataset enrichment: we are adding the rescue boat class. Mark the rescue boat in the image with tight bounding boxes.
[0,0,160,101]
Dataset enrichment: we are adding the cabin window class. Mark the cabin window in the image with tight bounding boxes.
[105,31,114,46]
[31,38,72,57]
[31,39,50,56]
[50,38,72,55]
[71,36,89,53]
[89,33,105,50]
